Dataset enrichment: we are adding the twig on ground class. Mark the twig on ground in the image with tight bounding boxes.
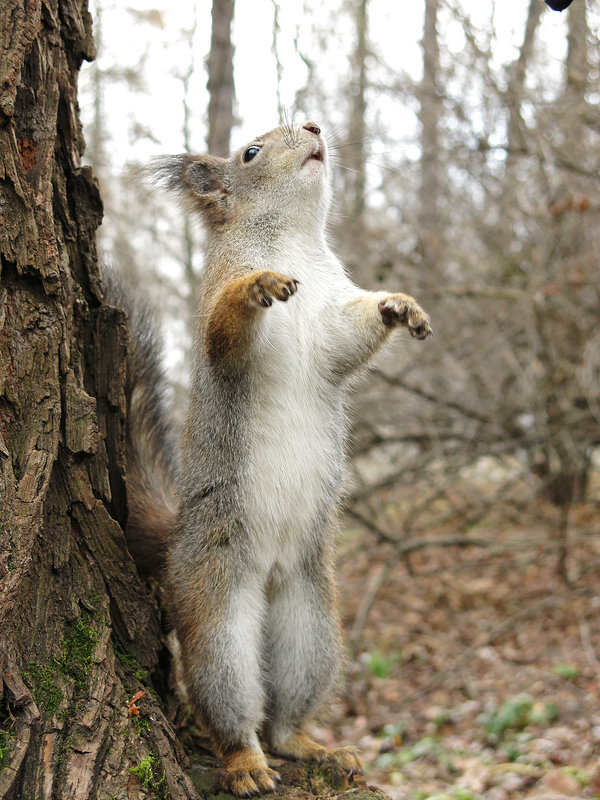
[579,615,600,688]
[349,562,392,656]
[345,507,490,554]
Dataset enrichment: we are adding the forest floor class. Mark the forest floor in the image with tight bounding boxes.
[317,479,600,800]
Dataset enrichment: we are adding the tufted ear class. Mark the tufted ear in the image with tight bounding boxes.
[146,154,227,210]
[183,155,227,199]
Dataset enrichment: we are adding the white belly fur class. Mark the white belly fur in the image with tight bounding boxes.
[244,269,342,574]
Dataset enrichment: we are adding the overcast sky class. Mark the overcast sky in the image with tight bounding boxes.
[80,0,572,166]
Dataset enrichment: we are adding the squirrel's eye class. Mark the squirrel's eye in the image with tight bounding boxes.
[243,146,261,163]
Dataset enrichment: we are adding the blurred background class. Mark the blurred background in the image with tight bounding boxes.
[79,1,600,797]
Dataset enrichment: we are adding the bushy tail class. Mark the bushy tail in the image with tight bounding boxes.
[103,268,177,580]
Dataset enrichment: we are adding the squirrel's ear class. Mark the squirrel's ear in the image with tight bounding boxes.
[145,154,227,208]
[183,156,227,200]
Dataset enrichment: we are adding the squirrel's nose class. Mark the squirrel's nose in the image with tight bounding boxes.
[303,122,321,136]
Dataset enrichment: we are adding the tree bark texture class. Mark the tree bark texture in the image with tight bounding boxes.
[206,0,236,157]
[0,2,197,797]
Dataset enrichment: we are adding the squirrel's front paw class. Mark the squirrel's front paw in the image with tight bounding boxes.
[250,271,299,308]
[378,294,433,340]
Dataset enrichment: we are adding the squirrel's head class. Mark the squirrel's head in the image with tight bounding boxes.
[153,121,330,234]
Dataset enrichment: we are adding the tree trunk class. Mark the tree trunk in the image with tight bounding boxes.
[344,0,368,223]
[206,0,236,157]
[505,0,542,173]
[565,0,589,95]
[0,1,197,797]
[418,0,443,266]
[338,0,369,282]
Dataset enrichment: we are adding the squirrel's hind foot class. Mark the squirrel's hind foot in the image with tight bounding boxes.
[321,746,364,776]
[271,732,364,777]
[220,747,280,797]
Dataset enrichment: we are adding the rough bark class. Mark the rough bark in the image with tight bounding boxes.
[0,1,197,797]
[206,0,236,157]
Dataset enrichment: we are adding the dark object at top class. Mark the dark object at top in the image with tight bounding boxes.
[544,0,573,10]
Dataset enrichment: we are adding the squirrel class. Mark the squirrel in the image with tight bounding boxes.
[107,120,432,797]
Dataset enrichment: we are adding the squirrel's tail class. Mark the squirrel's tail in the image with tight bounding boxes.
[103,268,177,580]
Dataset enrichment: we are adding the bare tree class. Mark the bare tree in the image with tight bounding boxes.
[417,0,443,265]
[344,0,600,584]
[344,0,369,223]
[504,0,542,177]
[207,0,236,157]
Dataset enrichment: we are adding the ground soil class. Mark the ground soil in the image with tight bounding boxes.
[317,486,600,800]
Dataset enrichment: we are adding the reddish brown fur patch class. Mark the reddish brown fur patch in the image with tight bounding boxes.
[126,500,172,579]
[126,457,176,579]
[204,270,298,365]
[205,275,260,364]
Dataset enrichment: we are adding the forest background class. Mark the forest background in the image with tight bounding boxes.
[0,0,599,798]
[82,0,600,797]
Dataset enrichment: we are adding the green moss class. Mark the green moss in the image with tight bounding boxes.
[0,729,14,771]
[113,639,137,670]
[59,617,98,690]
[23,662,63,715]
[130,753,169,799]
[55,735,73,771]
[131,713,150,738]
[23,606,100,717]
[130,753,156,784]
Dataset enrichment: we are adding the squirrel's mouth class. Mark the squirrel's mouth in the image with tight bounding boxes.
[303,143,325,166]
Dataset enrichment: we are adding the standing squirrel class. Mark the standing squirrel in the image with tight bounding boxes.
[110,121,432,797]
